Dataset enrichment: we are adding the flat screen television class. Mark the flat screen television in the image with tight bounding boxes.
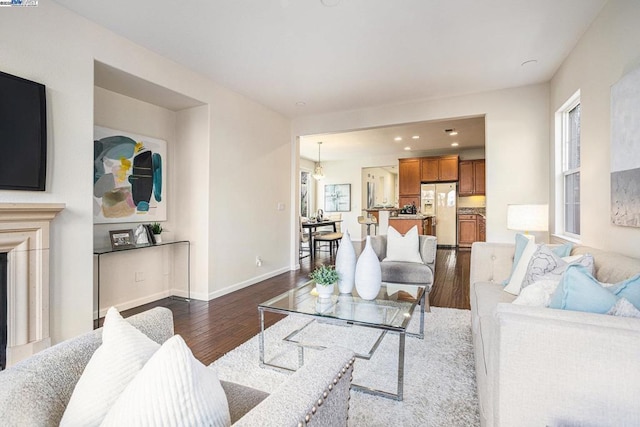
[0,70,47,191]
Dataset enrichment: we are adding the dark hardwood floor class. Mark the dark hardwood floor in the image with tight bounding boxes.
[123,246,470,366]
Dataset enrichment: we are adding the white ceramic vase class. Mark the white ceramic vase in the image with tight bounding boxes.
[316,282,335,299]
[354,236,382,300]
[335,230,356,294]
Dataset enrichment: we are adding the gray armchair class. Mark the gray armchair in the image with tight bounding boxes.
[370,234,437,310]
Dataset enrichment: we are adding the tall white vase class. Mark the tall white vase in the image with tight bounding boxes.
[355,236,382,300]
[335,230,356,294]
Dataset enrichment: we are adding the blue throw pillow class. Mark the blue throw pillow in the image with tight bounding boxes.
[549,264,619,313]
[502,233,531,285]
[551,242,573,258]
[608,274,640,310]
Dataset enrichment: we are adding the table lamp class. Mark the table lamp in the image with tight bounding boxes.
[507,204,548,242]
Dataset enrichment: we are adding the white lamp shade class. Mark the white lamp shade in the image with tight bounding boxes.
[507,204,549,232]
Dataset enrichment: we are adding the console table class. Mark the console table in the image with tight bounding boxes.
[93,240,190,328]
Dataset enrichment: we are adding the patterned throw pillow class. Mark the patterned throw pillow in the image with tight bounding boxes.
[521,245,594,290]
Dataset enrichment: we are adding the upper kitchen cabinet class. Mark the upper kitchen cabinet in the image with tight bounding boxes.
[420,155,459,182]
[399,158,421,195]
[459,159,485,196]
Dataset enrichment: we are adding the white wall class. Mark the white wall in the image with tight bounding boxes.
[550,0,640,258]
[0,2,291,343]
[293,84,550,244]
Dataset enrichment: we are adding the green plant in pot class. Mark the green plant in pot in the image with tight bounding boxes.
[150,222,163,243]
[310,264,339,299]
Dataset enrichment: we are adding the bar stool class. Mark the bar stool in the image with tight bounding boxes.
[358,215,377,236]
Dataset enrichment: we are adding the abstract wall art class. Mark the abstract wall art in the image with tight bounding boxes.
[93,126,167,224]
[611,66,640,228]
[325,183,351,212]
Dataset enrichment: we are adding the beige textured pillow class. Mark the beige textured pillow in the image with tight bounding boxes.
[60,307,160,427]
[102,335,231,427]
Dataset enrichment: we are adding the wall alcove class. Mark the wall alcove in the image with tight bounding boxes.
[92,61,208,318]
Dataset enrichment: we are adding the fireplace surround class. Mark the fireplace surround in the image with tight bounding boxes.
[0,203,64,367]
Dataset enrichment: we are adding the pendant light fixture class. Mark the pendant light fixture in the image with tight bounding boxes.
[313,141,325,180]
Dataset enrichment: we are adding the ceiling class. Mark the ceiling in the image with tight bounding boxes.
[55,0,606,119]
[300,115,485,161]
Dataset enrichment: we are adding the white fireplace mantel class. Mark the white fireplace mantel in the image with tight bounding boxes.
[0,202,65,367]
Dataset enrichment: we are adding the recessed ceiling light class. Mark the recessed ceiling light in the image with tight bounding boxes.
[451,142,459,147]
[295,101,306,107]
[412,135,420,139]
[394,137,403,141]
[404,146,411,151]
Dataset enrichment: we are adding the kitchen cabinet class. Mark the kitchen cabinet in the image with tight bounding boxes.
[458,159,485,196]
[399,158,421,195]
[420,155,459,182]
[388,216,433,235]
[399,159,420,210]
[458,214,486,248]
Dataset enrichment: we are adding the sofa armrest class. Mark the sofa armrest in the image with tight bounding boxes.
[0,307,174,427]
[419,235,437,270]
[491,303,640,426]
[469,242,515,286]
[233,346,355,427]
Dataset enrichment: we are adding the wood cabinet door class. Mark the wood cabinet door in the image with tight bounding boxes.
[399,158,420,195]
[474,160,485,195]
[439,156,459,181]
[420,158,439,182]
[458,161,474,195]
[458,214,477,247]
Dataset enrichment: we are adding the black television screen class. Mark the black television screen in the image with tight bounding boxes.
[0,70,47,191]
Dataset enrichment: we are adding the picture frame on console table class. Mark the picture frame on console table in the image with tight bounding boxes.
[109,229,135,250]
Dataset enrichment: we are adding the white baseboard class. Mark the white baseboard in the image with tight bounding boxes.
[206,266,291,300]
[98,290,172,317]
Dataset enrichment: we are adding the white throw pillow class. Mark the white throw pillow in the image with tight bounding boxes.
[60,307,160,427]
[102,335,231,427]
[384,225,423,264]
[512,279,560,307]
[503,237,537,295]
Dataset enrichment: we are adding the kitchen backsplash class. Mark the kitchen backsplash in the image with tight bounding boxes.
[457,195,486,208]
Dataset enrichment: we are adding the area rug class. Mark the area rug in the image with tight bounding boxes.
[211,307,480,426]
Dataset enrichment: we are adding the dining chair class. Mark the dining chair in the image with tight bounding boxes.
[313,213,343,257]
[299,217,312,259]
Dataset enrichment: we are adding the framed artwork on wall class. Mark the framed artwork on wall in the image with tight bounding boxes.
[324,184,351,212]
[93,126,167,224]
[611,66,640,227]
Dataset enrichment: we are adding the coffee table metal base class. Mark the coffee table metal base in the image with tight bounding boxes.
[258,291,424,401]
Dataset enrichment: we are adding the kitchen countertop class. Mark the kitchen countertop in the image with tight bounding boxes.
[390,214,434,220]
[458,207,486,218]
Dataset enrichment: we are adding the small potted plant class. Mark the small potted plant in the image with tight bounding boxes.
[310,264,339,299]
[150,222,163,243]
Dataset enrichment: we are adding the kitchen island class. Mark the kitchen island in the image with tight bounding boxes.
[388,214,434,235]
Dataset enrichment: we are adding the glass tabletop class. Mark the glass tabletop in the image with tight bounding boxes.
[259,280,425,331]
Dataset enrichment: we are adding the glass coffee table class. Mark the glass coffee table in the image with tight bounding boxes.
[258,280,425,401]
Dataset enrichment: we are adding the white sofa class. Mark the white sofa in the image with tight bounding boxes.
[470,242,640,427]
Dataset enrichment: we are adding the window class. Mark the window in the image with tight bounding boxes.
[555,91,581,238]
[300,170,311,218]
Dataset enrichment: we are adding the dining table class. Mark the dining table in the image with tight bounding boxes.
[301,218,341,259]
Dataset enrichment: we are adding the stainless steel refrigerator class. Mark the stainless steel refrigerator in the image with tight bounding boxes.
[421,183,457,246]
